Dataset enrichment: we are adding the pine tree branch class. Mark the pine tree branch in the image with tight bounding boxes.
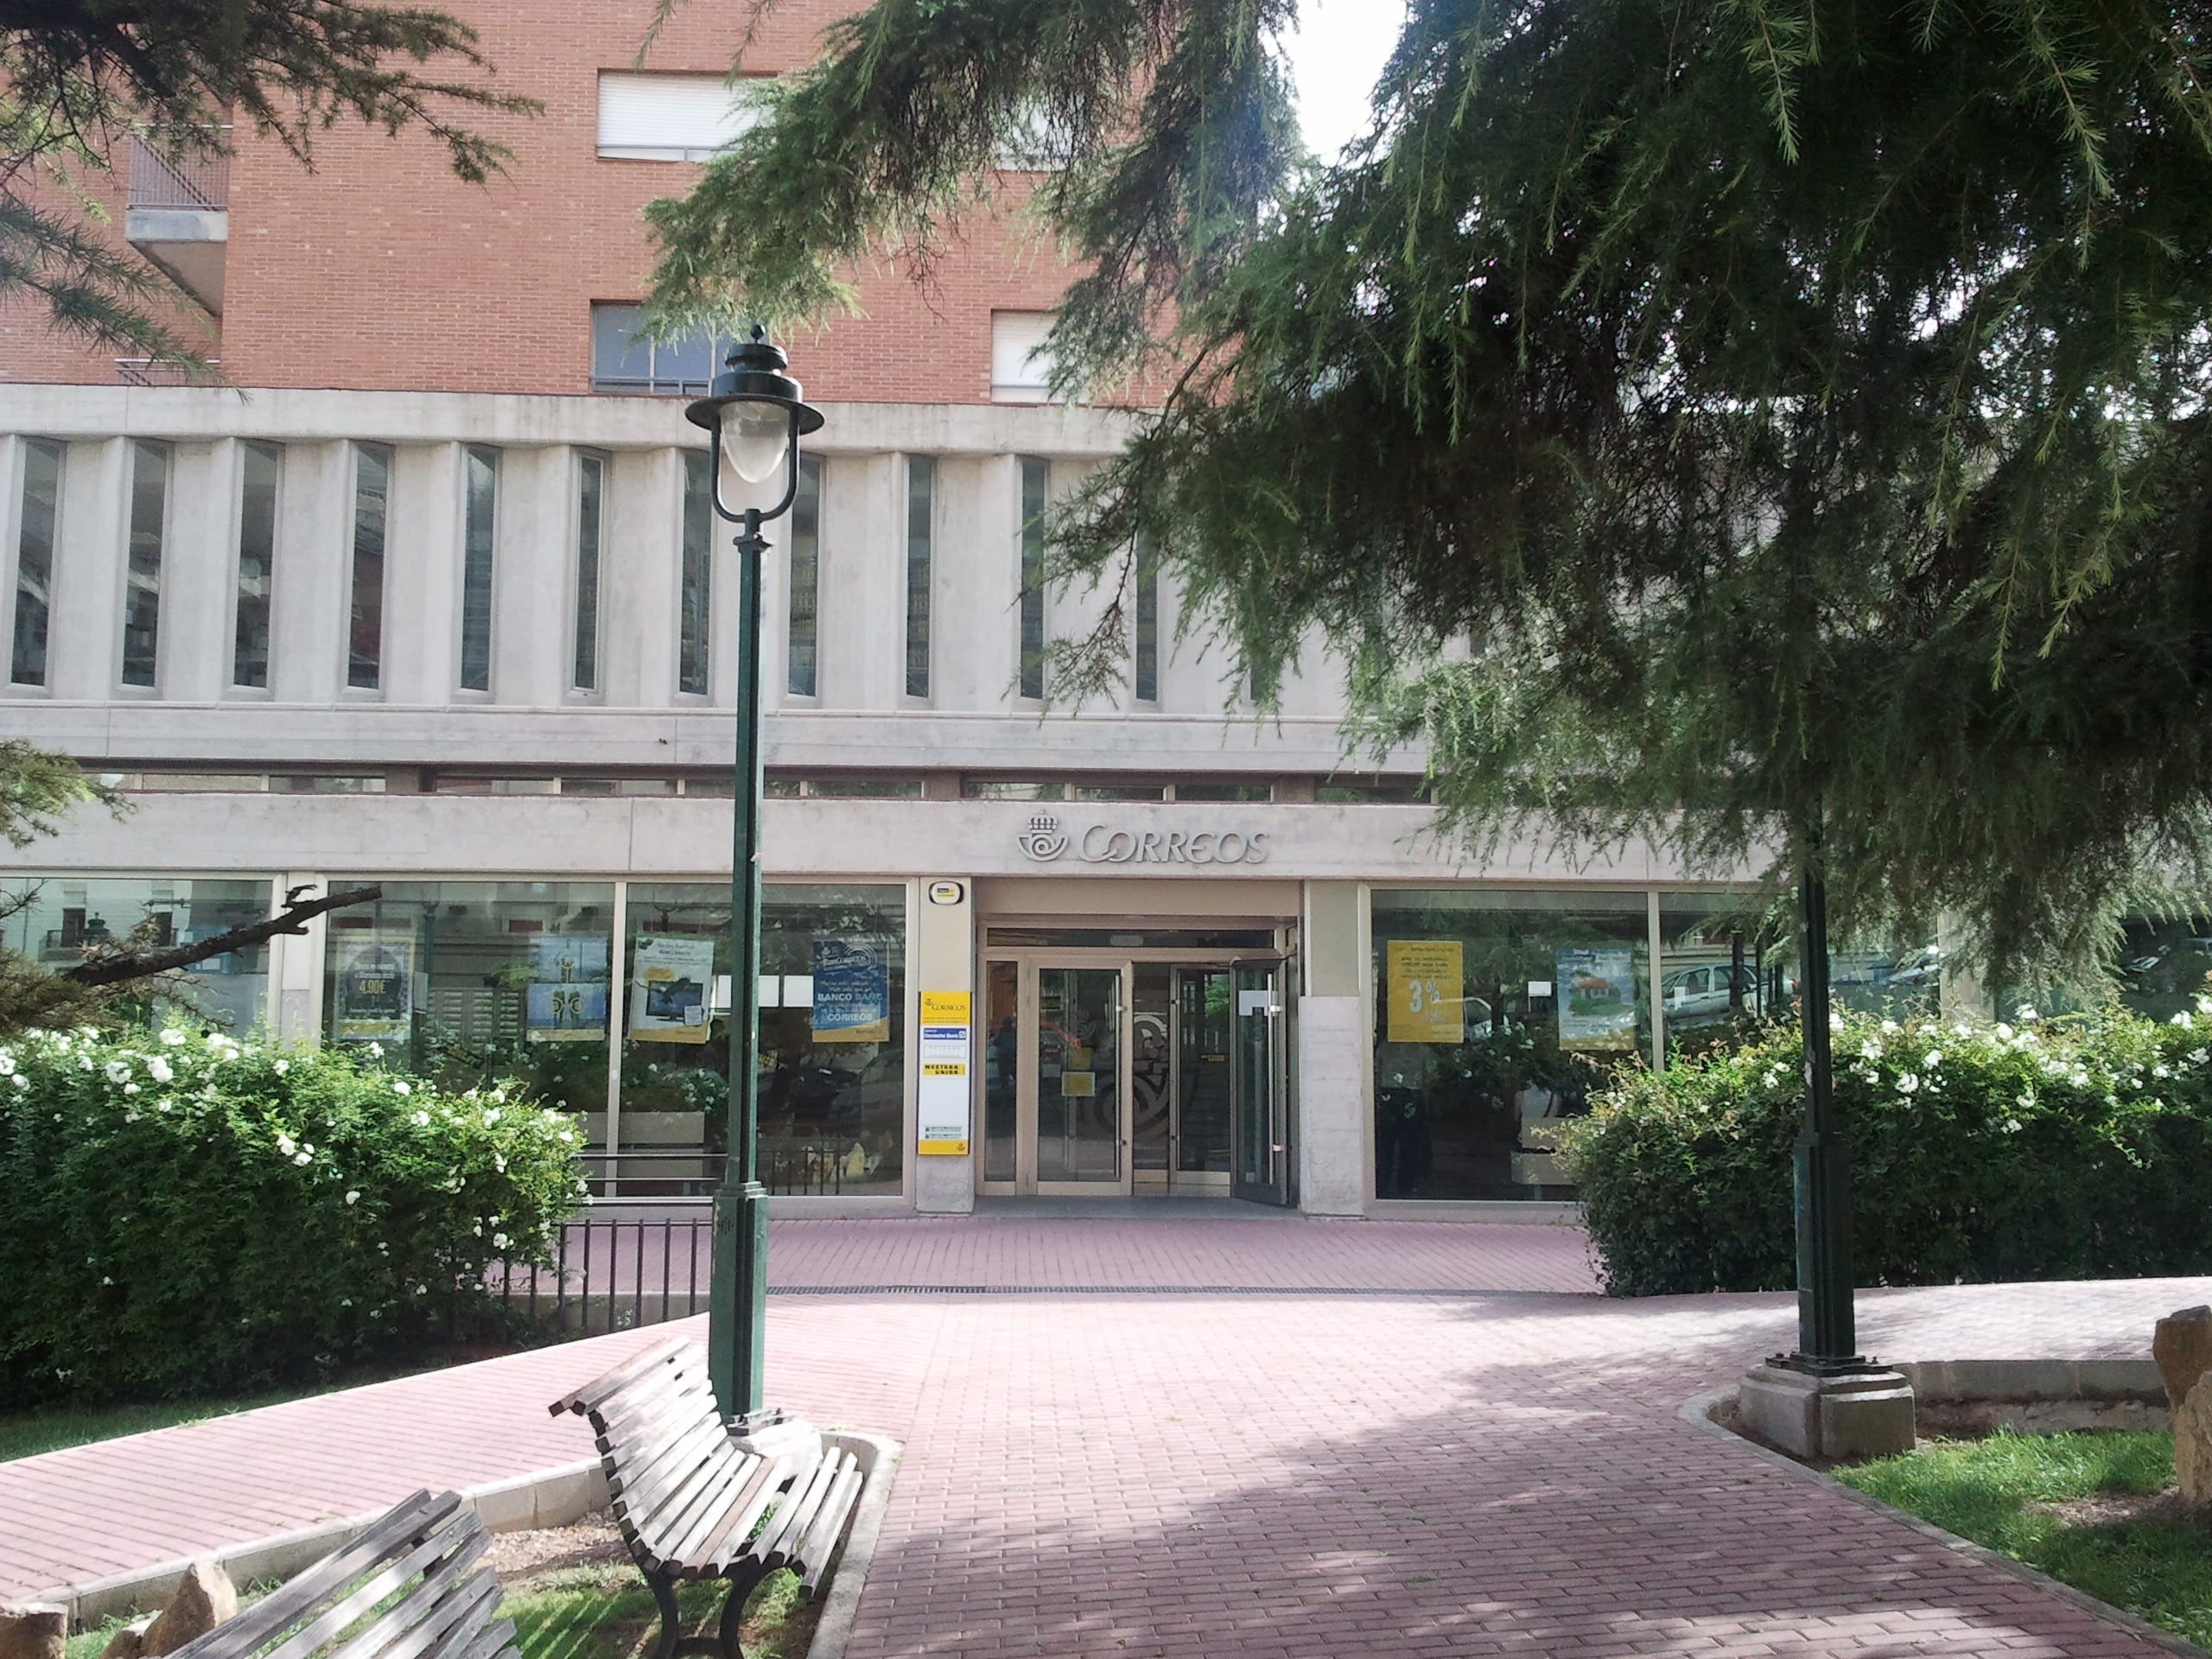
[61,885,381,988]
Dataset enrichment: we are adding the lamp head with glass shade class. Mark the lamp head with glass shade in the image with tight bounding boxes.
[684,323,824,524]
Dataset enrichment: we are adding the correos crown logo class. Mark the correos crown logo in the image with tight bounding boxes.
[1017,813,1070,861]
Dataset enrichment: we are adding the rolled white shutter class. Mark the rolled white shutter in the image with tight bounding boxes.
[596,73,764,161]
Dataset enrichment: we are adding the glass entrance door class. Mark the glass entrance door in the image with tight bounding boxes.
[1230,962,1292,1205]
[1035,965,1127,1192]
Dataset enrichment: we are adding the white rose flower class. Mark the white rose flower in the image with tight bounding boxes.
[0,1052,15,1077]
[2015,1006,2041,1022]
[160,1029,186,1046]
[122,1083,138,1095]
[1879,1020,1900,1034]
[1896,1073,1920,1094]
[274,1059,289,1076]
[9,1075,24,1091]
[1858,1041,1881,1061]
[484,1109,500,1124]
[1827,1012,1844,1032]
[147,1057,172,1083]
[1923,1049,1942,1068]
[393,1080,411,1096]
[1994,1023,2014,1040]
[368,1041,385,1058]
[345,1190,361,1205]
[2003,1117,2023,1133]
[411,1110,430,1127]
[493,1232,509,1249]
[293,1151,312,1166]
[276,1133,296,1155]
[105,1060,131,1084]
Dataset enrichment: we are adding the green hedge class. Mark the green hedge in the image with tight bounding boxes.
[1559,1007,2212,1295]
[0,1027,585,1401]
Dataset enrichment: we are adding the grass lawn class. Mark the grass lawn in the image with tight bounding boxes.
[0,1356,481,1463]
[1834,1430,2211,1648]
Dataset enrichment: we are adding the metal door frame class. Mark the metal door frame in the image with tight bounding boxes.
[1230,957,1294,1206]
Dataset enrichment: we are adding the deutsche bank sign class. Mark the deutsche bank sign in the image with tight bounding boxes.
[1017,812,1270,866]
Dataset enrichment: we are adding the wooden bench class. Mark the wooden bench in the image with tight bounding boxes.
[168,1491,515,1659]
[550,1335,864,1659]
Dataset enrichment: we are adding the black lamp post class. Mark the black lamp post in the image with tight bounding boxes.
[686,324,823,1422]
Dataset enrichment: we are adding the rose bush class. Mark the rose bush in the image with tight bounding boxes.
[1560,1006,2212,1296]
[0,1026,584,1401]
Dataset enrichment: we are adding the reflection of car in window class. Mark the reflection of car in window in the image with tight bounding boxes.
[1885,946,1942,988]
[1659,963,1761,1026]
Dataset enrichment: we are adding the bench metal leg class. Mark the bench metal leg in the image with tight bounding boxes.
[645,1565,773,1659]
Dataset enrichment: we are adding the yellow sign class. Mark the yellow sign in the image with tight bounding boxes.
[1387,940,1465,1044]
[920,991,971,1024]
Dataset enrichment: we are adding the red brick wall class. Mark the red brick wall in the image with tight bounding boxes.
[0,0,1078,402]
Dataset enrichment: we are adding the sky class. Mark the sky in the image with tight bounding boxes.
[1281,1,1406,162]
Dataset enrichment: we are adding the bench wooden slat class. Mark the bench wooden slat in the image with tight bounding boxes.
[327,1567,501,1659]
[261,1508,485,1659]
[626,1448,752,1573]
[753,1453,840,1571]
[547,1334,691,1418]
[664,1459,787,1574]
[165,1492,453,1659]
[441,1618,515,1659]
[793,1459,865,1597]
[602,1409,728,1512]
[593,1368,713,1446]
[610,1420,753,1541]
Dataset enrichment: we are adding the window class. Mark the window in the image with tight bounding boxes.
[348,444,389,690]
[323,880,615,1118]
[679,451,712,696]
[595,72,766,162]
[620,881,906,1195]
[1372,889,1650,1201]
[765,775,923,799]
[963,779,1065,801]
[787,455,820,697]
[572,454,604,693]
[1018,457,1046,699]
[459,446,497,693]
[120,440,168,687]
[1173,781,1274,803]
[590,304,728,395]
[2,876,274,1033]
[234,442,280,689]
[10,438,60,686]
[991,312,1055,403]
[1319,777,1433,804]
[905,456,932,698]
[1134,529,1159,702]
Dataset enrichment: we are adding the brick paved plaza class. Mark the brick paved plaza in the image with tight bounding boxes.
[3,1216,2204,1657]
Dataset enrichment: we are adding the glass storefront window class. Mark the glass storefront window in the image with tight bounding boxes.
[621,882,906,1197]
[322,880,614,1116]
[2,875,274,1031]
[1371,890,1648,1200]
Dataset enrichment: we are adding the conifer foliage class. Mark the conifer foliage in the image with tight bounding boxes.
[651,0,2212,987]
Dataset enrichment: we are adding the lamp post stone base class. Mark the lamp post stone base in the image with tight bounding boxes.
[1738,1362,1916,1460]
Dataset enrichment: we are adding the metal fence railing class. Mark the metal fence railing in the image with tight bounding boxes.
[127,128,231,212]
[581,1141,857,1200]
[478,1211,714,1342]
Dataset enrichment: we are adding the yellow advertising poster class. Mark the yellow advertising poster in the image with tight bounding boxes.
[1386,939,1465,1044]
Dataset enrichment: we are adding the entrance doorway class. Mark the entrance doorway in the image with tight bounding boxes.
[979,950,1292,1204]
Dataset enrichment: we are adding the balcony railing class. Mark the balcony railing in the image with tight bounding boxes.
[127,127,231,213]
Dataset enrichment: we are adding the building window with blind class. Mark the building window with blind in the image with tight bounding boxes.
[1135,529,1159,704]
[458,447,497,693]
[595,72,766,162]
[572,453,605,694]
[10,439,61,688]
[905,456,932,699]
[119,441,168,688]
[1019,456,1046,700]
[347,443,390,690]
[679,451,712,696]
[788,455,821,697]
[233,442,280,690]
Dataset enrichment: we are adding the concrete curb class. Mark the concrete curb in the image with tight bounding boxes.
[805,1433,901,1659]
[32,1459,612,1627]
[1677,1384,2210,1659]
[33,1432,900,1655]
[1897,1357,2164,1402]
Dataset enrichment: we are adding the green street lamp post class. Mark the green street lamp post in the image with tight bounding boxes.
[686,325,823,1422]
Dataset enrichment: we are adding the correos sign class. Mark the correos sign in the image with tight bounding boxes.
[1017,812,1269,866]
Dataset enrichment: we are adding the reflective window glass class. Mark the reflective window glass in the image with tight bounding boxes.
[1372,889,1649,1200]
[2,876,273,1032]
[120,441,168,687]
[10,439,60,686]
[234,442,280,689]
[348,445,389,690]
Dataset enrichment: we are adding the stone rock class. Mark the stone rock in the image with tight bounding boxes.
[0,1604,66,1659]
[2177,1371,2212,1508]
[139,1561,238,1659]
[2153,1305,2212,1409]
[99,1615,154,1659]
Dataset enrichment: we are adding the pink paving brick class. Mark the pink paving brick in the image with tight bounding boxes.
[1,1219,2206,1659]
